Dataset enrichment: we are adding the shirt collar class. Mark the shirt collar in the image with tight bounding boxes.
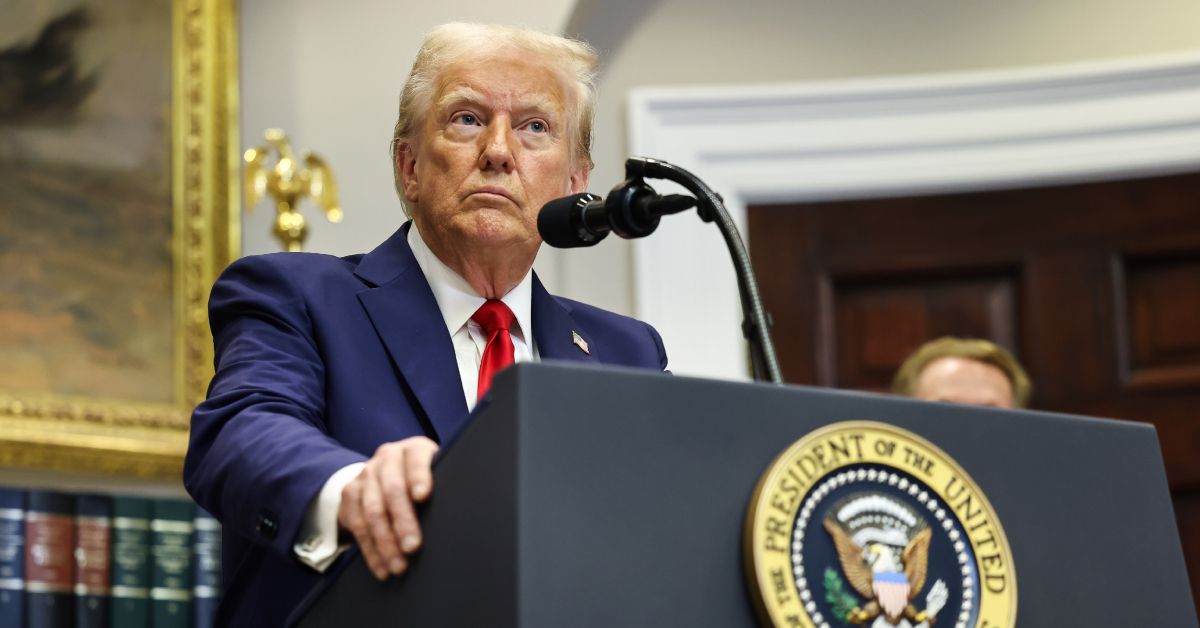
[407,222,533,343]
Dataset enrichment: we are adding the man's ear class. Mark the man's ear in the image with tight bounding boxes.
[397,139,419,203]
[568,162,590,195]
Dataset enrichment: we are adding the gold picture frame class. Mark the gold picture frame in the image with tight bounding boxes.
[0,0,239,482]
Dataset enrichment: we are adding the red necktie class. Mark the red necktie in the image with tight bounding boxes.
[472,299,516,400]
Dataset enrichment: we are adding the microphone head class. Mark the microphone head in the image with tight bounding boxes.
[538,192,608,248]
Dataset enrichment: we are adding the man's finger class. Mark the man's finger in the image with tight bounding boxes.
[380,451,422,555]
[357,527,388,581]
[360,468,405,574]
[341,480,389,581]
[404,439,438,502]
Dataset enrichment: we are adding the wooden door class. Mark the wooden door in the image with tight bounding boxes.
[748,171,1200,610]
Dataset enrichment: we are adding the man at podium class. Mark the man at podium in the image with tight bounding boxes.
[184,23,668,627]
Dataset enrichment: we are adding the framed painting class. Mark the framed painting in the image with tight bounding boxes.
[0,0,238,481]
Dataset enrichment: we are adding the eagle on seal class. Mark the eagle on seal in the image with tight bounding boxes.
[823,519,934,625]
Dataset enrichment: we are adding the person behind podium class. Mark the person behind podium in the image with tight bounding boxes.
[184,23,669,627]
[891,336,1031,408]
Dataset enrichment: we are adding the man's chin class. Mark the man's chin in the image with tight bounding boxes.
[453,214,537,250]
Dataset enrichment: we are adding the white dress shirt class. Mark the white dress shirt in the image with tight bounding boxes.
[293,223,537,571]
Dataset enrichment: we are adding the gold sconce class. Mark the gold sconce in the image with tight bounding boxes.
[244,128,343,252]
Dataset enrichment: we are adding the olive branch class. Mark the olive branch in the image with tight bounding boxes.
[824,566,862,623]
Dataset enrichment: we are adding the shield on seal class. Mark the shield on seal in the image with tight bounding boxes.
[873,571,910,619]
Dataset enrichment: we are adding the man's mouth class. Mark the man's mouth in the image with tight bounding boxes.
[468,186,516,203]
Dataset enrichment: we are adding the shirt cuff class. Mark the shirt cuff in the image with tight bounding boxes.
[293,462,365,572]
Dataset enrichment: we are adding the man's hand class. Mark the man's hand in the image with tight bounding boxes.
[337,436,438,580]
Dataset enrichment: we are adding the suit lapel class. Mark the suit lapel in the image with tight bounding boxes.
[531,274,597,364]
[355,225,469,443]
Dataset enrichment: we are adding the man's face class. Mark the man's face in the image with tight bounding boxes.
[399,50,588,257]
[913,357,1015,408]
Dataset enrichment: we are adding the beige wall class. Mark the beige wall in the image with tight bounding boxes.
[240,0,1200,327]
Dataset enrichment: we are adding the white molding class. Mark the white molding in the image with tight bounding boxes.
[626,52,1200,381]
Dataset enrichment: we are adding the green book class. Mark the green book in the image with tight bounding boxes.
[150,499,193,628]
[110,497,152,628]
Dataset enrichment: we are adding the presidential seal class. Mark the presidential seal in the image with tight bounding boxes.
[743,422,1016,628]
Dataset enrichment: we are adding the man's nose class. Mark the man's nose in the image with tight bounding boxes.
[478,122,515,173]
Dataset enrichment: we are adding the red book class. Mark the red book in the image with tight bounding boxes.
[75,495,112,628]
[25,491,75,628]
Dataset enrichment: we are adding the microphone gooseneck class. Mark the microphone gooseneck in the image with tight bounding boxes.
[624,157,783,385]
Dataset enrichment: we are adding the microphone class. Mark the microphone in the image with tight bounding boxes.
[537,179,696,248]
[539,156,783,383]
[538,193,607,248]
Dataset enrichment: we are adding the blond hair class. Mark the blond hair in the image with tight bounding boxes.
[892,336,1033,407]
[390,23,599,213]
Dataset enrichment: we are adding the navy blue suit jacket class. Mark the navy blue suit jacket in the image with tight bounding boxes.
[183,224,668,627]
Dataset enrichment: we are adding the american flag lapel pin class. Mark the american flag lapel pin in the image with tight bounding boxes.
[572,330,590,355]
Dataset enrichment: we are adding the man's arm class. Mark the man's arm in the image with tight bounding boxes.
[185,255,441,580]
[184,255,368,557]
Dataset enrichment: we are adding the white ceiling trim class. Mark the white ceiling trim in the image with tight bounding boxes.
[626,51,1200,381]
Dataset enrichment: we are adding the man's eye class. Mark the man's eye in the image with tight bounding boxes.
[526,120,548,133]
[453,113,479,126]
